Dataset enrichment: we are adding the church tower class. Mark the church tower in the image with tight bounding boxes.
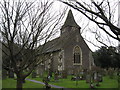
[60,10,81,37]
[59,10,94,73]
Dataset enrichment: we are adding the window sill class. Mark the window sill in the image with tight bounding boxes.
[73,63,82,65]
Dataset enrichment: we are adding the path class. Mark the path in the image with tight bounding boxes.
[26,78,64,88]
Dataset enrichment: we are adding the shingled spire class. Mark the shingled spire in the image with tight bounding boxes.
[62,10,80,29]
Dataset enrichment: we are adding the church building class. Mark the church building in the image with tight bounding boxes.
[37,10,94,75]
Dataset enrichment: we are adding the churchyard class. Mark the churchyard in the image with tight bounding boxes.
[2,68,119,89]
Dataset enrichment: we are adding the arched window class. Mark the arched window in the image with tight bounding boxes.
[73,46,81,64]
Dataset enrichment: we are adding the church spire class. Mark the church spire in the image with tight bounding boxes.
[62,10,80,29]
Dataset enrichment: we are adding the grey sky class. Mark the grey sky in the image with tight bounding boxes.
[52,0,119,51]
[0,0,119,51]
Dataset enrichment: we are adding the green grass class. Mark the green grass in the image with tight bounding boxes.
[48,76,89,88]
[30,75,118,88]
[53,76,118,88]
[0,79,2,89]
[2,75,119,88]
[0,71,1,89]
[2,78,44,88]
[97,76,118,88]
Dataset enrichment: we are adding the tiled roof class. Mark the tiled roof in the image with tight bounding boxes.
[41,37,61,53]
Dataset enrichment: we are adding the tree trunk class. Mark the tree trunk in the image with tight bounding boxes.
[16,72,23,90]
[22,78,26,83]
[16,76,23,89]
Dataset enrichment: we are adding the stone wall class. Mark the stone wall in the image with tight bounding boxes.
[61,27,90,74]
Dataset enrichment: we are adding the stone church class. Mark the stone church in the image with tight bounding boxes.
[37,10,94,75]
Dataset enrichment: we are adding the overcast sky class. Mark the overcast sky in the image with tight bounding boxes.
[51,0,120,51]
[0,0,119,51]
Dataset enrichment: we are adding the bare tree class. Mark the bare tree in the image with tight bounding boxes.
[0,0,65,89]
[59,0,120,44]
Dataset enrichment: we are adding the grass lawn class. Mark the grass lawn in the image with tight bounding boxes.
[0,79,2,89]
[30,75,118,88]
[51,77,89,88]
[97,76,118,88]
[2,75,119,88]
[2,78,44,88]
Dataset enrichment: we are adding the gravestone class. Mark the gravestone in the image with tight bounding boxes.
[79,70,87,80]
[107,69,114,79]
[2,69,7,79]
[38,67,44,78]
[90,82,95,89]
[93,72,98,82]
[8,71,14,78]
[62,70,67,78]
[47,75,51,81]
[82,70,86,80]
[118,72,120,89]
[32,71,36,78]
[71,76,76,81]
[54,70,59,80]
[48,69,52,77]
[58,70,62,79]
[39,71,44,78]
[98,74,103,82]
[93,72,102,87]
[86,74,91,83]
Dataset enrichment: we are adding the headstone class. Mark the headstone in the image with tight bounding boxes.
[47,75,51,81]
[90,83,95,89]
[93,72,98,82]
[58,71,62,79]
[54,70,59,80]
[107,69,114,79]
[38,65,45,78]
[71,76,76,81]
[38,68,44,78]
[62,70,67,78]
[39,71,43,78]
[76,74,81,80]
[82,71,86,80]
[86,74,91,83]
[32,71,36,78]
[79,76,83,80]
[98,74,103,82]
[2,69,7,79]
[118,72,120,89]
[48,69,52,77]
[8,71,14,78]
